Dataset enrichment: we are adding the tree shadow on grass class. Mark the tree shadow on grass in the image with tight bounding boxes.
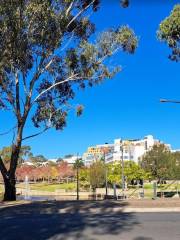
[0,200,139,240]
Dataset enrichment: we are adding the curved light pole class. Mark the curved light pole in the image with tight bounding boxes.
[120,140,125,199]
[160,99,180,104]
[102,143,109,199]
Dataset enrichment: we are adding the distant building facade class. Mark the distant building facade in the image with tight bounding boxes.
[82,135,171,166]
[62,155,82,165]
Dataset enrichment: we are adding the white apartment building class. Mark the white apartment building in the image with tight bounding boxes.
[62,155,82,165]
[83,135,171,165]
[112,135,160,163]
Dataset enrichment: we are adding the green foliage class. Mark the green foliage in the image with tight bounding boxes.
[79,167,90,182]
[73,158,84,169]
[89,161,106,189]
[171,151,180,180]
[107,161,147,185]
[79,167,90,189]
[158,4,180,61]
[124,161,147,182]
[30,155,48,165]
[141,144,174,180]
[0,0,138,131]
[0,145,32,165]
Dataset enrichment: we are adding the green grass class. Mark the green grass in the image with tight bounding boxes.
[143,183,153,189]
[17,182,76,192]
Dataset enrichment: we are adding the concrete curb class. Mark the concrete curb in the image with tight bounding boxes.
[122,207,180,212]
[1,200,180,213]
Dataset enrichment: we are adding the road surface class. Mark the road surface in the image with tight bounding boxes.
[0,201,180,240]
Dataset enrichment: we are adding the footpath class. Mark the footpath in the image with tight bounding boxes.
[0,198,180,212]
[122,198,180,212]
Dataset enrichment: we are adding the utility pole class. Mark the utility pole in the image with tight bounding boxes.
[76,153,79,201]
[104,149,108,199]
[120,140,125,199]
[103,143,109,199]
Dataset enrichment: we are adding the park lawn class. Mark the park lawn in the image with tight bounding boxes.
[144,183,153,189]
[17,182,76,192]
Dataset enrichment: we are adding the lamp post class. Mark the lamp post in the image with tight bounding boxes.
[120,140,125,199]
[103,143,109,199]
[160,99,180,104]
[76,153,79,201]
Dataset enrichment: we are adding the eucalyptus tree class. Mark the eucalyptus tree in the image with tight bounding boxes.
[158,4,180,62]
[0,0,137,201]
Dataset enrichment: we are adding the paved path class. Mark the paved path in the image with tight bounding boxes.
[0,200,180,240]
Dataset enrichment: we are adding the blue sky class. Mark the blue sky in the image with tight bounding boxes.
[0,0,180,158]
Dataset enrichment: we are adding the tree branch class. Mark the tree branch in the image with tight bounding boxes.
[66,0,75,16]
[22,127,50,141]
[0,76,15,110]
[0,126,17,136]
[32,74,79,104]
[15,71,21,122]
[67,0,95,28]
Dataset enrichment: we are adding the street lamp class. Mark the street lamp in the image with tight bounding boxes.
[74,153,83,201]
[76,153,79,201]
[120,140,125,199]
[103,143,109,199]
[160,99,180,104]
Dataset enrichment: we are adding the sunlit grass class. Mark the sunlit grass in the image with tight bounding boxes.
[17,182,76,192]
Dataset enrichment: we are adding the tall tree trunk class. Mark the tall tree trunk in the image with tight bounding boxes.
[2,124,23,201]
[3,174,16,201]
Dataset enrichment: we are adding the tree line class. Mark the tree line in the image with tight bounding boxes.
[1,143,179,191]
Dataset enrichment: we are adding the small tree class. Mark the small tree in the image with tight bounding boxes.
[141,144,172,182]
[89,160,106,192]
[58,161,74,182]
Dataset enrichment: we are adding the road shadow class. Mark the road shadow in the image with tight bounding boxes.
[134,237,153,240]
[0,200,139,240]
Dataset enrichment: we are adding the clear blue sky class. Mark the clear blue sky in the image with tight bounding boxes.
[0,0,180,158]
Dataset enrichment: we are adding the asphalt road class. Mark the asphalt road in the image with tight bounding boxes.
[0,201,180,240]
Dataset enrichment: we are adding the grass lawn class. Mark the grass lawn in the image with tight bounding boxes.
[17,182,76,192]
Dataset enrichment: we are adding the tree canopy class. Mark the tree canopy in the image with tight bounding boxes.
[89,160,106,190]
[141,144,174,181]
[158,4,180,62]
